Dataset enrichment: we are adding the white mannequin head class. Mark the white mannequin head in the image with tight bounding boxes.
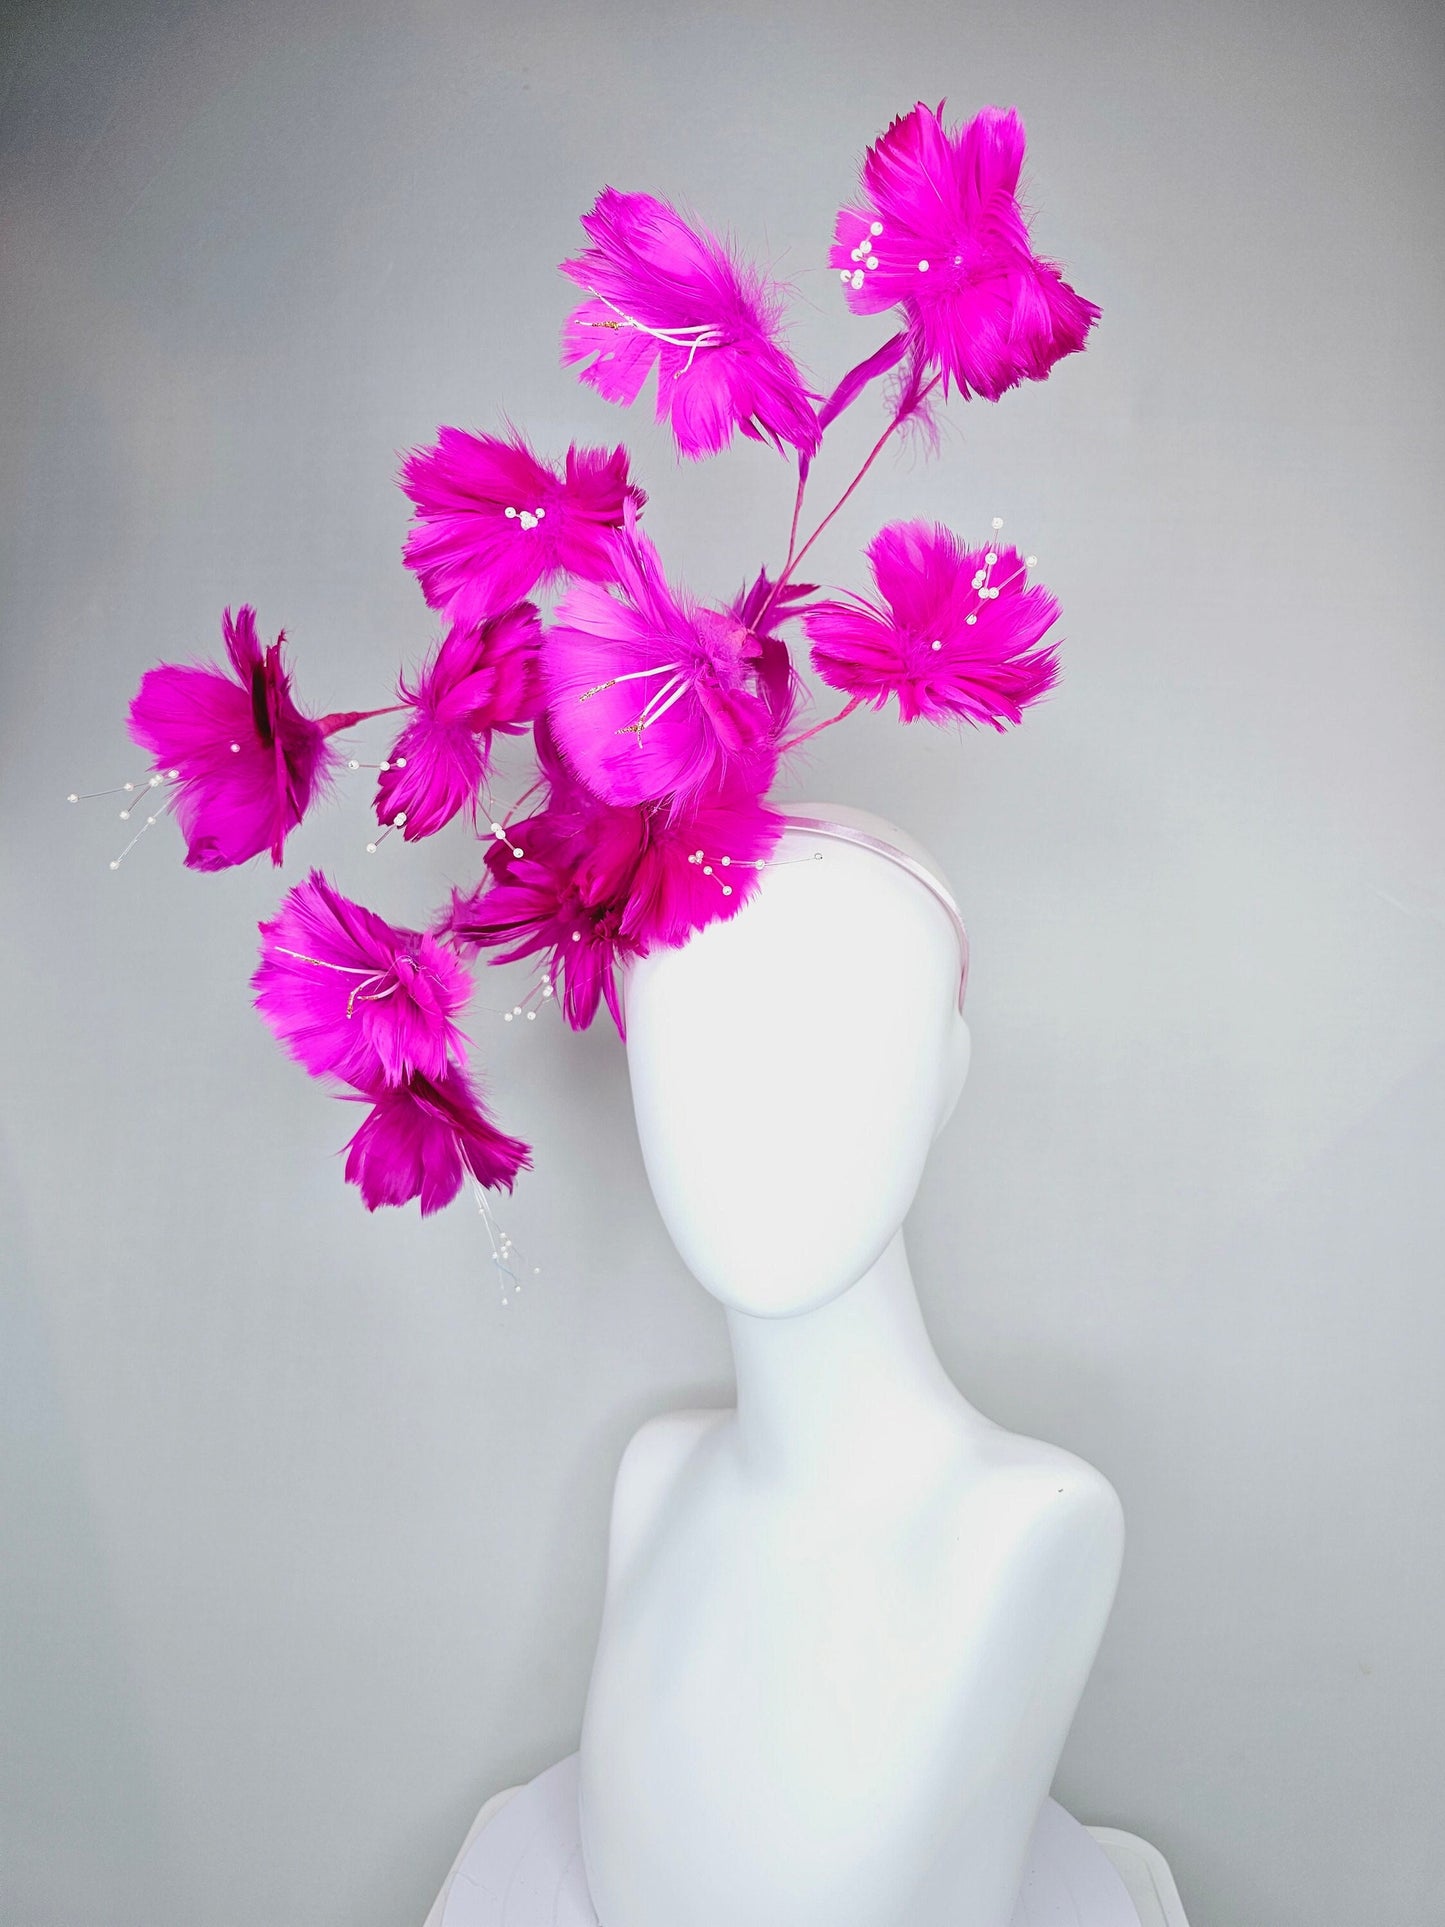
[623,803,971,1318]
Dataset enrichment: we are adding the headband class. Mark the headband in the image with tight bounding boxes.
[776,815,970,1011]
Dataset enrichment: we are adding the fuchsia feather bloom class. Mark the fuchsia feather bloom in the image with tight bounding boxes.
[612,775,782,950]
[400,429,644,623]
[254,870,473,1088]
[253,873,528,1210]
[446,723,781,1032]
[375,604,543,840]
[831,103,1099,402]
[803,521,1061,727]
[447,807,638,1033]
[546,527,778,808]
[127,606,352,870]
[344,1069,530,1214]
[561,188,820,462]
[541,752,781,953]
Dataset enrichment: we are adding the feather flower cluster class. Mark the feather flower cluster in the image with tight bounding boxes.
[100,100,1098,1221]
[830,103,1098,402]
[254,872,528,1212]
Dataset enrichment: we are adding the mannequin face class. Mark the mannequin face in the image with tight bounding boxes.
[623,812,970,1318]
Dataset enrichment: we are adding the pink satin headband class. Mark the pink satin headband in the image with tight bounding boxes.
[777,815,971,1010]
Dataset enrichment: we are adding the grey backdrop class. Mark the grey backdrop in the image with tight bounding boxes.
[3,2,1442,1924]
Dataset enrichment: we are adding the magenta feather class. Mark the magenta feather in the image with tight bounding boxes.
[545,526,777,808]
[830,103,1099,402]
[613,777,782,949]
[401,429,643,623]
[127,606,337,870]
[254,870,473,1088]
[343,1068,530,1213]
[728,567,815,736]
[560,188,820,462]
[446,806,637,1033]
[816,329,912,432]
[446,757,781,1033]
[375,604,543,839]
[803,521,1061,727]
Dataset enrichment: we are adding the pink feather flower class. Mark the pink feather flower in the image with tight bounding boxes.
[344,1068,530,1213]
[445,806,639,1033]
[374,604,544,840]
[545,527,778,809]
[254,870,473,1088]
[831,103,1099,402]
[561,188,820,462]
[803,521,1061,727]
[127,606,384,870]
[400,429,645,623]
[612,775,782,949]
[445,764,781,1030]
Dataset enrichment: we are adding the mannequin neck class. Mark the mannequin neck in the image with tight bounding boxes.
[725,1231,989,1488]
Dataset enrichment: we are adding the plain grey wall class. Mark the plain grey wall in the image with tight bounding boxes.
[3,1,1442,1923]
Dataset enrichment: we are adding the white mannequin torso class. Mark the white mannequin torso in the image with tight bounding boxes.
[577,809,1124,1927]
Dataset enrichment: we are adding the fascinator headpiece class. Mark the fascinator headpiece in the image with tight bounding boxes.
[77,101,1095,1266]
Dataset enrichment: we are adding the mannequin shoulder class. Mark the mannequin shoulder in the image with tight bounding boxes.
[605,1407,729,1578]
[618,1406,727,1494]
[991,1429,1122,1511]
[951,1427,1125,1574]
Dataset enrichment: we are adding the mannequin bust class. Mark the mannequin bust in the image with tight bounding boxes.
[576,805,1125,1927]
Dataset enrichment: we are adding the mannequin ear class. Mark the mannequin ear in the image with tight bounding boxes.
[934,1017,972,1140]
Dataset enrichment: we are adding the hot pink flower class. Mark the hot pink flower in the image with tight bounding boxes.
[127,606,385,870]
[344,1068,530,1213]
[254,870,473,1089]
[614,775,782,949]
[831,103,1098,402]
[446,806,639,1033]
[375,604,544,840]
[545,528,778,808]
[445,761,781,1030]
[561,188,820,462]
[803,521,1060,726]
[400,429,644,623]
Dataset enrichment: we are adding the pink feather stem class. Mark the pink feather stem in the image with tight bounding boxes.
[778,694,863,753]
[783,459,809,575]
[814,330,912,434]
[317,704,409,735]
[762,337,910,638]
[785,374,943,582]
[754,372,942,632]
